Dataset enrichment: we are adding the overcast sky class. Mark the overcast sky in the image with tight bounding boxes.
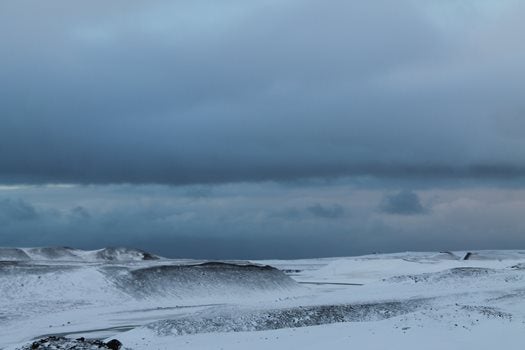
[1,1,525,258]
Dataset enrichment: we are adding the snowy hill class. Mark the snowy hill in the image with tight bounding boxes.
[0,247,161,262]
[2,248,525,349]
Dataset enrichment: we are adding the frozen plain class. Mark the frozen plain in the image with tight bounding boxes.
[1,247,525,349]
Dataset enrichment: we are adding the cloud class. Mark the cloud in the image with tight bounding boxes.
[2,2,525,259]
[0,1,525,185]
[1,185,525,258]
[272,203,344,220]
[379,190,427,215]
[70,206,91,220]
[0,198,39,222]
[307,203,344,219]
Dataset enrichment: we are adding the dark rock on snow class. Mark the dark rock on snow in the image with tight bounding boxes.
[106,339,122,350]
[19,336,123,350]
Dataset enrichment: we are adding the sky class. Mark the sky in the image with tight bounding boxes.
[1,0,525,258]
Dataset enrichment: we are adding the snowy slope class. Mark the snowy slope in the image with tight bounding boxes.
[3,248,525,349]
[0,249,302,348]
[0,247,161,262]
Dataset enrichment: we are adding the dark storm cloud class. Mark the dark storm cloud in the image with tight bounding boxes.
[1,1,525,185]
[379,190,427,215]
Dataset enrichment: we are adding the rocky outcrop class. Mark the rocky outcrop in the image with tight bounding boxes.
[17,336,123,350]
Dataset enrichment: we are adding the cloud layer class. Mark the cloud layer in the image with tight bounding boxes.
[1,1,525,185]
[2,2,525,258]
[380,190,427,215]
[1,184,524,258]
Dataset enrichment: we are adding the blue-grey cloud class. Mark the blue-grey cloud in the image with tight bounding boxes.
[70,206,91,220]
[1,185,523,258]
[271,203,344,220]
[379,190,427,215]
[1,1,525,185]
[307,203,344,219]
[0,198,39,223]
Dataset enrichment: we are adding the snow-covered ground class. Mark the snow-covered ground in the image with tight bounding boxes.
[2,248,525,349]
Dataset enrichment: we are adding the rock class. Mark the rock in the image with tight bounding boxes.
[16,336,124,350]
[106,339,122,350]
